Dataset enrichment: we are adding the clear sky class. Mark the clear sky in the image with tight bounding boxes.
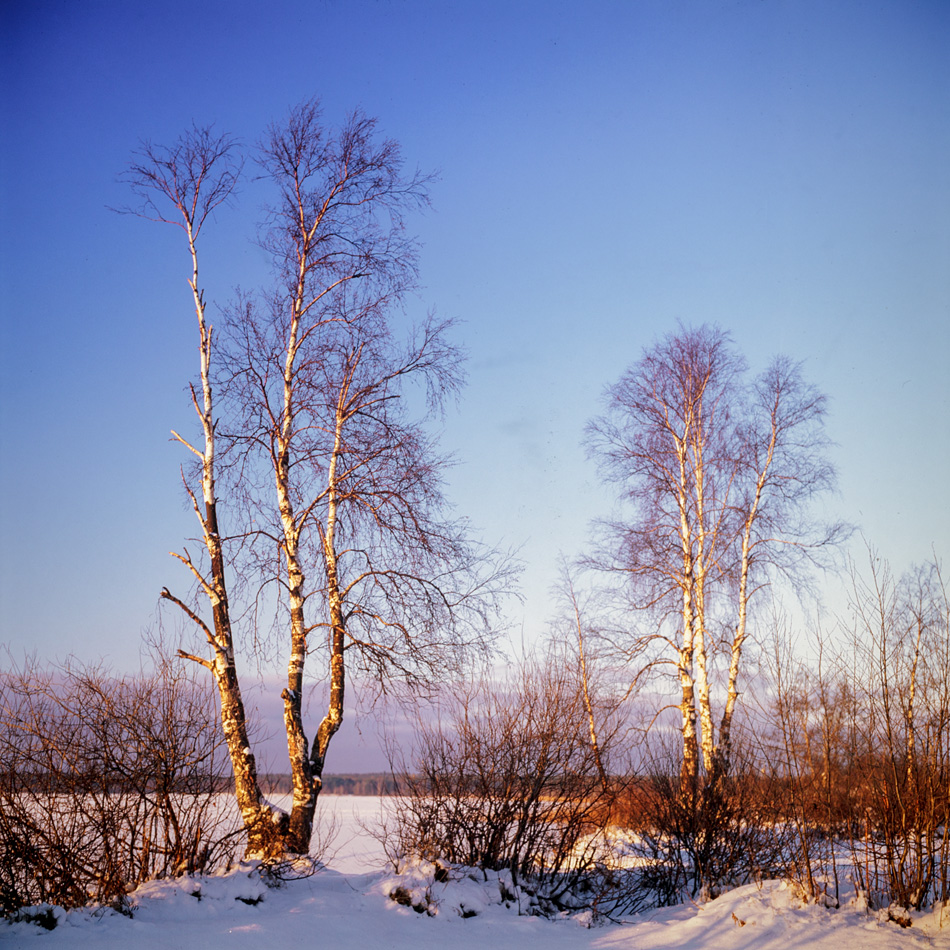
[2,0,948,680]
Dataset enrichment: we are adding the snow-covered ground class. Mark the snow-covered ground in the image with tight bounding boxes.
[3,796,947,949]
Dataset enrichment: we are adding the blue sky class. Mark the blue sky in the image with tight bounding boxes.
[1,0,948,684]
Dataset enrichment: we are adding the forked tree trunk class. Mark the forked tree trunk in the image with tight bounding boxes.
[132,110,456,865]
[268,216,357,855]
[280,555,319,854]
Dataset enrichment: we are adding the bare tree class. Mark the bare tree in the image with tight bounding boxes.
[585,324,845,802]
[766,617,853,906]
[843,551,950,912]
[715,354,846,780]
[123,102,509,859]
[121,131,286,858]
[552,563,618,795]
[765,551,950,913]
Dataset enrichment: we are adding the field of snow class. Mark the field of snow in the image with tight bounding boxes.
[3,796,948,949]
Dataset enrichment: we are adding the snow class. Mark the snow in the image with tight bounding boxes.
[3,796,947,949]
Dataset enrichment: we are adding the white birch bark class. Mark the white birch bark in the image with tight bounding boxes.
[141,168,280,858]
[673,410,700,798]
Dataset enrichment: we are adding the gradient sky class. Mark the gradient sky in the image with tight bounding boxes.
[2,0,948,686]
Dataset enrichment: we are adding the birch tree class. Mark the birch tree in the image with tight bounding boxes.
[586,324,845,800]
[122,131,289,857]
[124,101,509,859]
[714,355,844,781]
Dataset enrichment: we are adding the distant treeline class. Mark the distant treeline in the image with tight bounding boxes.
[261,773,404,796]
[1,772,407,796]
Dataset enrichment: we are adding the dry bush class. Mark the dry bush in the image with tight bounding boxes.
[598,778,654,831]
[0,656,241,916]
[767,554,950,912]
[843,556,950,911]
[624,734,790,904]
[381,649,621,911]
[767,623,853,906]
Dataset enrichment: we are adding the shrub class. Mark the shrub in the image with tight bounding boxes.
[622,737,790,904]
[0,656,240,916]
[381,649,620,913]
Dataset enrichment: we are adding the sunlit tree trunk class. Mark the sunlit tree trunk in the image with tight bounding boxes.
[675,423,700,801]
[275,235,320,854]
[678,579,700,801]
[713,479,760,786]
[172,221,283,859]
[692,423,716,777]
[310,399,347,787]
[123,132,286,858]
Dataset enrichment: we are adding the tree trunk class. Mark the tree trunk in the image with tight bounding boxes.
[676,425,700,805]
[715,422,773,786]
[172,214,278,860]
[310,409,347,789]
[679,578,700,804]
[691,422,716,777]
[211,644,286,859]
[275,428,319,853]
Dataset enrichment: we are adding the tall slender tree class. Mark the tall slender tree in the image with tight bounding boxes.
[586,324,846,801]
[123,101,509,858]
[122,130,287,857]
